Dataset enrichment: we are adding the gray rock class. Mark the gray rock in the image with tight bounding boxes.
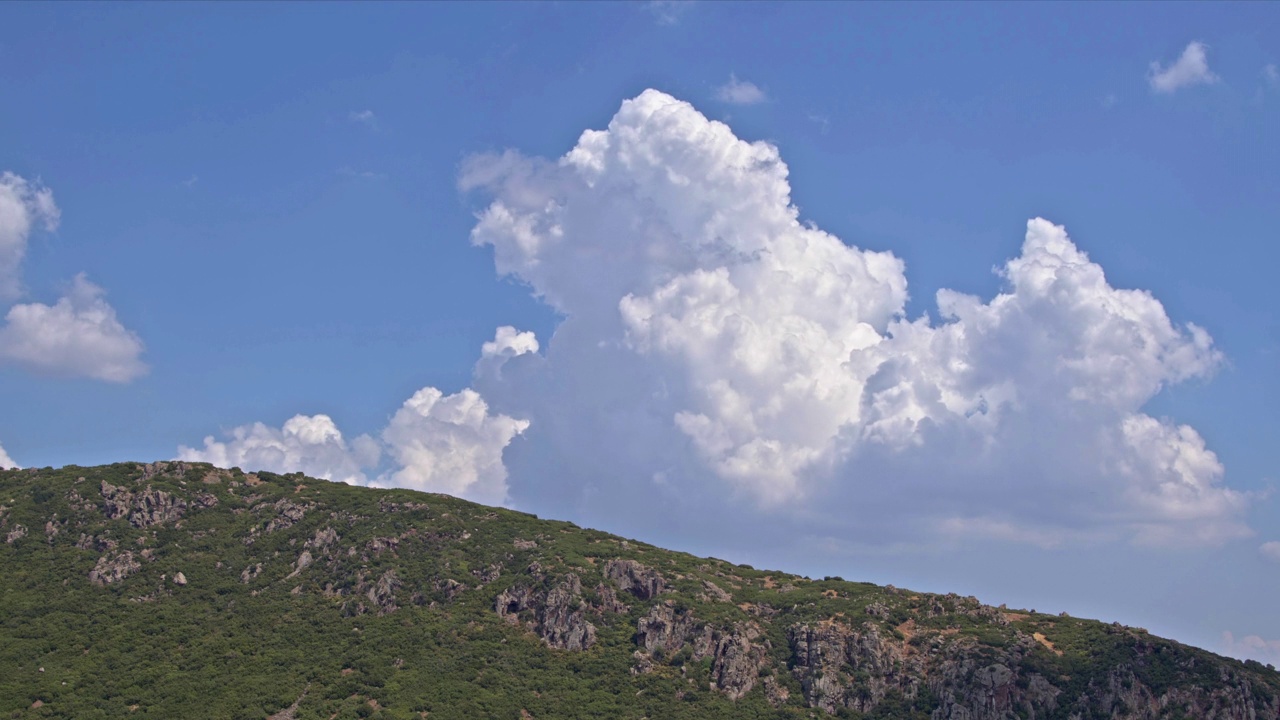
[89,551,141,586]
[604,558,666,600]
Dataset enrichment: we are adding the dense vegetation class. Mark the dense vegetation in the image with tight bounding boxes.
[1,462,1276,719]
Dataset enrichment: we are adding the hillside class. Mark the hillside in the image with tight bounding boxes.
[1,462,1276,719]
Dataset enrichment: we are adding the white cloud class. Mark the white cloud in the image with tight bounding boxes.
[178,414,379,487]
[1262,541,1280,563]
[349,110,377,127]
[462,89,1247,547]
[715,74,767,105]
[1149,41,1219,94]
[0,441,17,469]
[1222,631,1280,665]
[179,328,531,506]
[0,171,60,301]
[0,274,147,383]
[643,0,690,26]
[382,387,529,506]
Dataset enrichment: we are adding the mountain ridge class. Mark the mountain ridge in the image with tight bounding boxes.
[1,461,1276,719]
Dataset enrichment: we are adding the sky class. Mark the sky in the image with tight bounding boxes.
[2,2,1278,665]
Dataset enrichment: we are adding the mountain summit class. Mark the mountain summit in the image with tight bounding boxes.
[1,462,1276,719]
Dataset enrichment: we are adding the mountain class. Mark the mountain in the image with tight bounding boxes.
[1,462,1276,719]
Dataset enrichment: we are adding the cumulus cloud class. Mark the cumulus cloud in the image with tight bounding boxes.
[0,172,60,301]
[462,89,1246,547]
[1149,41,1219,94]
[0,274,147,382]
[715,74,767,105]
[381,387,529,506]
[178,414,379,486]
[0,441,17,469]
[1262,541,1280,563]
[1222,631,1280,665]
[179,328,531,505]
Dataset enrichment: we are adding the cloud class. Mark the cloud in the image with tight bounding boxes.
[178,414,379,486]
[642,1,690,26]
[715,74,767,105]
[179,328,531,505]
[1222,631,1280,665]
[381,387,529,506]
[0,274,147,382]
[461,89,1247,548]
[1149,41,1219,94]
[0,441,16,469]
[0,172,60,301]
[349,110,377,128]
[1262,541,1280,563]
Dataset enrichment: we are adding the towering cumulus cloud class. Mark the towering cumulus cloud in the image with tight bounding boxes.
[462,89,1246,547]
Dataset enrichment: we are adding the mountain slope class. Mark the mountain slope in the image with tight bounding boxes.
[1,462,1276,719]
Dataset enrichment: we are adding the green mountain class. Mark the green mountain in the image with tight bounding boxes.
[1,462,1276,719]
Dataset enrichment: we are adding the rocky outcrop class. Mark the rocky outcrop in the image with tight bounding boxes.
[604,559,665,600]
[100,481,187,528]
[636,603,696,654]
[699,579,733,603]
[706,623,770,700]
[539,574,596,650]
[366,570,401,615]
[264,499,309,533]
[1060,666,1280,720]
[593,583,629,614]
[89,551,141,586]
[5,524,26,544]
[495,574,597,651]
[789,621,913,714]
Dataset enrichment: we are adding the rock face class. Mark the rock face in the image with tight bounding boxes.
[366,570,401,615]
[603,559,665,600]
[100,481,187,528]
[496,574,597,651]
[636,603,696,655]
[89,551,141,586]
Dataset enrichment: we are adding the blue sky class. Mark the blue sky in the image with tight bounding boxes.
[2,2,1278,664]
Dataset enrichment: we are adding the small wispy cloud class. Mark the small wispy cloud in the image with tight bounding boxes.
[1149,41,1219,94]
[181,175,198,188]
[715,74,766,105]
[807,112,830,135]
[1101,93,1119,109]
[338,167,384,180]
[349,109,377,127]
[1262,541,1280,563]
[643,0,690,26]
[1265,64,1280,89]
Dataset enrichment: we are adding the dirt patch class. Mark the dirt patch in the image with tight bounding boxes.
[762,575,777,589]
[1033,632,1063,656]
[822,589,838,599]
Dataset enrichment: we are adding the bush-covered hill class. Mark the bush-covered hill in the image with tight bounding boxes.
[1,462,1277,719]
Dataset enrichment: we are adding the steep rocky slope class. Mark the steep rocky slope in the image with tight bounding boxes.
[1,462,1276,719]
